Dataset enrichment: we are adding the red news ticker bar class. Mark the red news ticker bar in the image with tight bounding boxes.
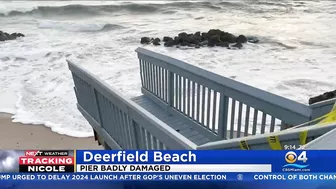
[19,156,74,165]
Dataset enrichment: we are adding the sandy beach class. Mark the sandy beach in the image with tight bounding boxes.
[0,113,102,149]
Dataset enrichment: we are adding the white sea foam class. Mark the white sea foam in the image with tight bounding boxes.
[0,0,336,137]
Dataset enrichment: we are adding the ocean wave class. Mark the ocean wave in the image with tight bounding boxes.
[256,37,298,49]
[256,1,289,7]
[38,21,125,32]
[0,1,307,17]
[0,1,242,17]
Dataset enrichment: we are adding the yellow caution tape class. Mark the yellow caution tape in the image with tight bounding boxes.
[267,135,282,150]
[299,130,308,145]
[288,109,333,130]
[317,102,336,125]
[299,102,336,145]
[239,102,336,150]
[239,140,250,150]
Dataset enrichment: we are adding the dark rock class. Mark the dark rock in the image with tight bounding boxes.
[17,33,25,37]
[138,29,254,49]
[0,31,25,42]
[209,35,221,44]
[8,33,17,40]
[207,29,222,37]
[201,32,208,41]
[184,35,198,44]
[193,33,202,42]
[178,32,188,38]
[217,41,230,47]
[163,36,173,42]
[0,32,7,41]
[308,90,336,105]
[208,41,216,47]
[180,41,189,46]
[174,36,182,44]
[209,35,226,47]
[187,43,196,47]
[236,35,247,43]
[4,32,10,38]
[152,38,161,46]
[231,43,243,49]
[220,32,236,43]
[178,32,199,45]
[194,31,201,37]
[199,40,208,46]
[195,45,200,49]
[164,40,175,47]
[201,32,207,37]
[140,37,151,44]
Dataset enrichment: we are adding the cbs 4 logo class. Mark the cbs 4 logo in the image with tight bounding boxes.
[283,151,309,169]
[285,151,308,163]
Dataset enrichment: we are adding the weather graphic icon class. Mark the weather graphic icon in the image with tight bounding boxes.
[0,150,21,172]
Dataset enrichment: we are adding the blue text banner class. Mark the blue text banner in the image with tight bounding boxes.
[75,150,336,172]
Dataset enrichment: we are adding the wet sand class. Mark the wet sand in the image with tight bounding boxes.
[0,113,102,149]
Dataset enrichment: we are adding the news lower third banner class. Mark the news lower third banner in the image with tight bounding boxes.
[1,150,336,182]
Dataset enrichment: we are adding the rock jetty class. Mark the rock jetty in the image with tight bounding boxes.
[140,29,258,49]
[0,30,25,41]
[309,90,336,105]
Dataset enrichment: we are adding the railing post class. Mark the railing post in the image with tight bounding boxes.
[91,88,103,127]
[218,92,229,139]
[126,107,141,150]
[130,121,141,149]
[280,121,286,130]
[168,71,174,108]
[91,87,106,147]
[139,59,144,87]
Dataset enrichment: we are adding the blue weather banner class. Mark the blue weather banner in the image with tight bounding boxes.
[1,150,336,176]
[1,150,336,189]
[75,150,336,172]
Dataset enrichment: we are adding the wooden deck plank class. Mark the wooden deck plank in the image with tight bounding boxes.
[197,137,211,144]
[164,120,187,130]
[131,95,250,145]
[132,98,158,108]
[131,95,212,145]
[190,133,208,142]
